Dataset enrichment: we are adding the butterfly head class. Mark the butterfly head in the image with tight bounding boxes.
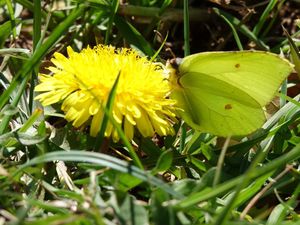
[165,58,183,89]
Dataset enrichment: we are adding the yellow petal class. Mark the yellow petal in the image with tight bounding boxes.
[124,118,134,140]
[90,111,103,136]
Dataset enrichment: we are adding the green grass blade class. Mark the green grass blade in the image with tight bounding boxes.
[183,0,190,56]
[0,4,85,109]
[104,0,119,44]
[13,151,184,198]
[0,5,85,134]
[179,0,190,154]
[33,0,41,51]
[253,0,278,36]
[72,70,143,169]
[213,137,230,187]
[283,27,300,78]
[213,7,269,50]
[261,0,286,38]
[5,0,17,38]
[94,72,120,150]
[272,29,300,53]
[0,77,29,134]
[29,0,42,113]
[213,139,274,225]
[213,8,243,50]
[150,32,168,62]
[263,94,300,130]
[19,108,43,132]
[114,15,155,56]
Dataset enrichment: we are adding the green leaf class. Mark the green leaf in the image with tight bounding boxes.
[152,149,173,174]
[188,156,208,172]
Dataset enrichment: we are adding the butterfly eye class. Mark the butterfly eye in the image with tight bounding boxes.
[169,58,183,70]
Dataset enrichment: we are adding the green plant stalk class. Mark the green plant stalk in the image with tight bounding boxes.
[29,0,42,113]
[183,0,190,56]
[217,13,243,50]
[19,108,43,132]
[33,0,41,51]
[180,0,190,153]
[150,32,168,62]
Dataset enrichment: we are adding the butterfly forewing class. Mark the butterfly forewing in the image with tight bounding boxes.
[179,51,293,107]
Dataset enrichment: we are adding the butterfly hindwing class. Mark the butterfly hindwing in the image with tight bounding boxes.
[172,72,265,136]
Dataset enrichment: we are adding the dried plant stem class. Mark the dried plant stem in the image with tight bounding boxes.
[118,5,210,22]
[240,165,293,219]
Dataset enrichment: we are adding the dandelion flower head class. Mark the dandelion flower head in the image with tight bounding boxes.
[35,45,177,142]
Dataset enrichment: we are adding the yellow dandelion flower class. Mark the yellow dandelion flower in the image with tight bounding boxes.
[35,45,177,142]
